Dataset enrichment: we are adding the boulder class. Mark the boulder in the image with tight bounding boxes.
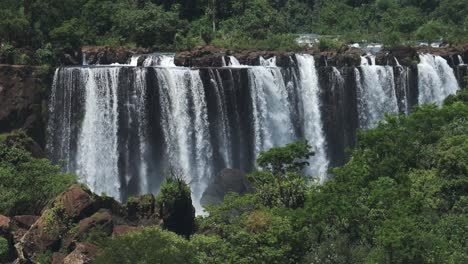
[125,194,157,223]
[62,210,113,251]
[0,215,16,263]
[52,253,66,264]
[112,225,144,237]
[56,185,99,220]
[0,215,12,234]
[13,216,39,230]
[16,210,68,261]
[158,179,195,238]
[0,65,49,146]
[63,243,100,264]
[81,46,150,65]
[201,169,254,205]
[15,185,99,261]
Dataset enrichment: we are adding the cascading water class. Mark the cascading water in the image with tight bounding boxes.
[47,51,462,213]
[208,70,232,169]
[259,56,277,67]
[155,68,213,213]
[76,67,121,199]
[228,56,243,67]
[357,55,399,128]
[418,54,459,105]
[295,54,328,182]
[248,66,295,159]
[143,54,176,67]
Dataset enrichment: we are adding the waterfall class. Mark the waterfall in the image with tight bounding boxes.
[155,68,213,213]
[76,67,121,199]
[228,56,243,67]
[209,70,232,169]
[47,51,462,213]
[248,66,295,160]
[395,64,410,114]
[129,55,140,66]
[143,54,176,67]
[418,54,459,105]
[357,56,399,128]
[260,56,277,67]
[458,55,465,65]
[295,54,328,182]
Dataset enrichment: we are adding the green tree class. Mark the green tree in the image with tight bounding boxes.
[0,131,76,216]
[248,140,313,209]
[156,169,195,238]
[94,227,197,264]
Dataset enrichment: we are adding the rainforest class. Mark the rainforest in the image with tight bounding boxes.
[0,0,467,264]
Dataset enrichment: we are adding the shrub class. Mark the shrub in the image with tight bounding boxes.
[156,169,195,237]
[0,131,76,216]
[0,237,8,258]
[317,37,344,51]
[94,227,197,264]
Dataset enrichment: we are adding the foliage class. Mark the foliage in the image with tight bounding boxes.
[248,140,313,208]
[156,169,195,237]
[194,89,468,264]
[94,227,197,264]
[0,237,8,258]
[317,37,344,51]
[2,0,468,63]
[0,131,76,216]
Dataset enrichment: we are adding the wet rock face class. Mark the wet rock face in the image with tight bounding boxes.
[201,169,254,206]
[81,46,150,65]
[10,185,161,263]
[0,65,49,146]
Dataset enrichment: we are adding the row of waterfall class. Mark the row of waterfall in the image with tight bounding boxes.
[47,53,463,212]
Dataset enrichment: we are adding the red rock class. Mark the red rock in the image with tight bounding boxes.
[112,225,144,236]
[0,215,11,232]
[52,253,66,264]
[56,185,98,219]
[63,243,101,264]
[13,215,40,229]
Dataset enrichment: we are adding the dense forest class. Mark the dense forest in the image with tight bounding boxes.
[1,88,467,263]
[1,1,467,263]
[1,0,468,65]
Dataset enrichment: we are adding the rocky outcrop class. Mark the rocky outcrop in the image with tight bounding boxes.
[0,65,50,146]
[81,46,150,65]
[174,45,468,68]
[201,169,254,205]
[11,185,161,263]
[62,243,101,264]
[176,45,301,67]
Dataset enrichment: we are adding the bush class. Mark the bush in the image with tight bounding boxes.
[317,37,344,51]
[94,227,197,264]
[0,131,76,216]
[156,169,195,237]
[0,237,8,258]
[0,43,16,64]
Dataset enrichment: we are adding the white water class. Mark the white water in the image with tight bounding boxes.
[76,68,121,199]
[418,54,459,105]
[358,56,399,128]
[295,54,328,182]
[155,68,213,214]
[259,56,277,67]
[248,67,295,160]
[228,56,245,67]
[134,68,149,194]
[143,54,176,67]
[129,55,140,66]
[209,70,232,168]
[458,55,465,65]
